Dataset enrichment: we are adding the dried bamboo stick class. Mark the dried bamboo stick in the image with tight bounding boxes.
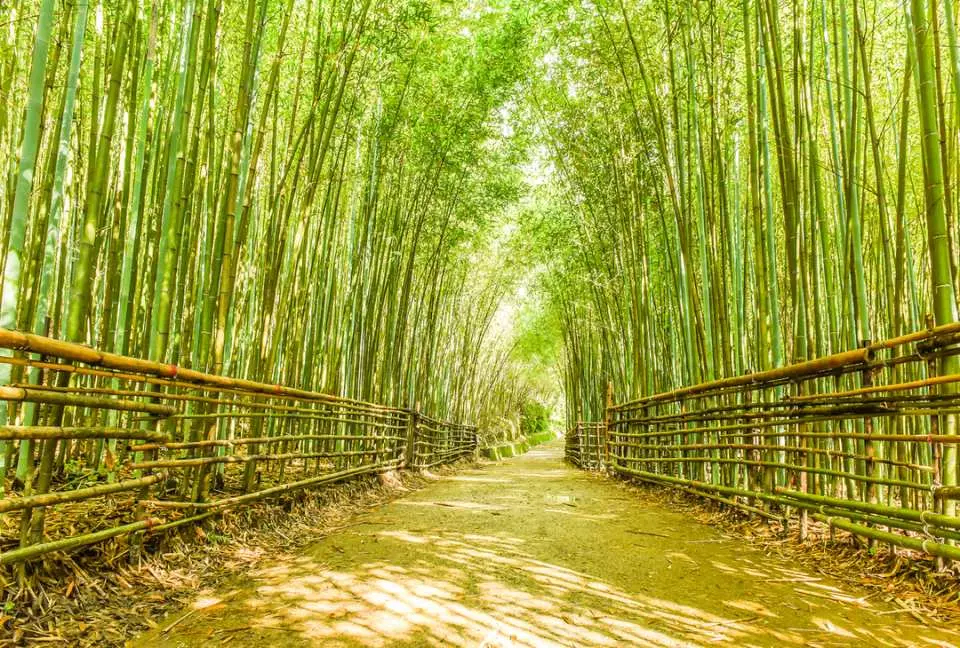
[131,448,389,469]
[0,386,175,416]
[615,348,873,409]
[0,473,165,512]
[132,433,405,451]
[615,456,925,490]
[143,462,399,511]
[0,329,406,412]
[0,355,412,417]
[0,426,170,441]
[787,373,960,401]
[811,514,960,561]
[622,441,932,472]
[12,383,408,420]
[774,488,960,529]
[0,517,162,565]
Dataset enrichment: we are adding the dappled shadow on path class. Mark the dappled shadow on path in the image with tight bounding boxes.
[142,443,957,647]
[248,531,767,646]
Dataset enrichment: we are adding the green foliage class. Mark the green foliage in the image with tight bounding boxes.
[520,399,551,437]
[514,0,960,434]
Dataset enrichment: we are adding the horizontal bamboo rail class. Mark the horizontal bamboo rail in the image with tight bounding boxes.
[580,325,960,565]
[0,330,405,411]
[0,328,478,566]
[139,464,391,510]
[0,473,166,513]
[613,348,875,409]
[0,519,163,565]
[0,426,170,441]
[0,386,175,416]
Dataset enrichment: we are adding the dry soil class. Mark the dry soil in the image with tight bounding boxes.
[139,441,960,647]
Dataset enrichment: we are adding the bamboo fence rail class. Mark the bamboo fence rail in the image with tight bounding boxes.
[0,329,477,565]
[585,324,960,561]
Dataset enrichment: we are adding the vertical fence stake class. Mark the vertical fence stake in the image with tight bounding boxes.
[927,354,946,570]
[576,420,583,468]
[403,405,419,469]
[860,340,878,553]
[794,379,807,541]
[603,382,613,473]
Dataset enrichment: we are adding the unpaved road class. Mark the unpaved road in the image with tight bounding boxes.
[142,441,959,647]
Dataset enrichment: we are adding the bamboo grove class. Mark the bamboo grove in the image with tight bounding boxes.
[531,1,960,495]
[3,0,960,576]
[0,0,543,494]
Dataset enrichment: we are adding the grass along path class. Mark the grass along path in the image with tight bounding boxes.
[141,441,959,647]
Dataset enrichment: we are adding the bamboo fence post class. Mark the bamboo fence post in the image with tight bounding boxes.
[795,378,808,541]
[591,421,597,469]
[585,422,590,468]
[709,393,720,486]
[584,422,590,471]
[627,405,650,470]
[927,354,947,568]
[574,420,582,467]
[861,342,877,506]
[130,380,170,562]
[242,395,262,493]
[584,421,591,468]
[761,385,777,504]
[403,405,419,469]
[603,381,613,472]
[131,415,165,564]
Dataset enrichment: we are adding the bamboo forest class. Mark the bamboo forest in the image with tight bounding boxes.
[1,0,960,644]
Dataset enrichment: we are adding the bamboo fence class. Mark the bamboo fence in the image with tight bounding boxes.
[564,421,604,470]
[586,323,960,561]
[0,329,477,565]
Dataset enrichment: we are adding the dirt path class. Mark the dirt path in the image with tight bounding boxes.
[142,441,958,647]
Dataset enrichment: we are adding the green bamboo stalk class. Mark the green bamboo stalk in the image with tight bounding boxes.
[911,0,960,516]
